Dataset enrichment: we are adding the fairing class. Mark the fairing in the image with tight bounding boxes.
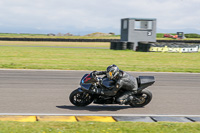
[80,73,96,91]
[137,76,155,91]
[101,77,115,89]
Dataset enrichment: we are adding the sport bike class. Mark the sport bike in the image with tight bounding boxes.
[69,72,155,107]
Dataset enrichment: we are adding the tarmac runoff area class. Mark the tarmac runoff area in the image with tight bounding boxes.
[1,69,200,123]
[0,115,200,122]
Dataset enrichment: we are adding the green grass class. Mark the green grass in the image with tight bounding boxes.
[0,41,110,48]
[0,43,200,72]
[0,121,200,133]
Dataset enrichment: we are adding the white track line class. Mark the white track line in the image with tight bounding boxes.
[0,113,200,117]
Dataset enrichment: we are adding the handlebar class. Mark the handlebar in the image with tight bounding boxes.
[91,72,101,82]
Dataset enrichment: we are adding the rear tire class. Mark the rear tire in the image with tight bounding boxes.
[69,89,94,107]
[129,89,152,107]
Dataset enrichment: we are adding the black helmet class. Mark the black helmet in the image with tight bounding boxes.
[106,64,119,79]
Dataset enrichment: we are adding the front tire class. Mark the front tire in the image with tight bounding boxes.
[69,89,94,107]
[129,89,152,107]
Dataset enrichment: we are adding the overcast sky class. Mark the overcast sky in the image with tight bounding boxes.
[0,0,200,35]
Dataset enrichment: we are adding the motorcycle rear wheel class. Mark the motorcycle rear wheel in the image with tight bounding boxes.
[69,89,94,107]
[129,89,152,107]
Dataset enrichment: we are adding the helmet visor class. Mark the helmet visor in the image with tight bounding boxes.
[109,71,112,77]
[106,71,113,79]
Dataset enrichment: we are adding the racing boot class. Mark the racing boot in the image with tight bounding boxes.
[117,91,136,105]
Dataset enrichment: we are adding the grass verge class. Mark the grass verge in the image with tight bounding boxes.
[0,42,200,72]
[0,41,109,48]
[0,121,200,133]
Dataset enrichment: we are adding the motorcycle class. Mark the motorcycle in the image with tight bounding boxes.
[69,72,155,107]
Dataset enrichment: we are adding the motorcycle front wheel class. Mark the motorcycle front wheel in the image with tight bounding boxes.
[69,89,94,107]
[129,89,152,107]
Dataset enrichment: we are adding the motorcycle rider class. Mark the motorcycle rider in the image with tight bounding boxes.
[91,64,138,104]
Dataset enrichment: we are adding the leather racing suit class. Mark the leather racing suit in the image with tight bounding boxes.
[93,70,138,104]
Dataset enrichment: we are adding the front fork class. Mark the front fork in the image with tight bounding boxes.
[77,88,91,100]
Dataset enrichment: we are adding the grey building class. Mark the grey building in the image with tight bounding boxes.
[121,18,157,50]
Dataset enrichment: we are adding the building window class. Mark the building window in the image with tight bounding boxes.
[123,20,128,29]
[135,20,153,30]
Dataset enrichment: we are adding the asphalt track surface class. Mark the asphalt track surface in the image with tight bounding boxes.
[0,69,200,116]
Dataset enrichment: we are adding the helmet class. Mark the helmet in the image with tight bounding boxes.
[106,64,119,79]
